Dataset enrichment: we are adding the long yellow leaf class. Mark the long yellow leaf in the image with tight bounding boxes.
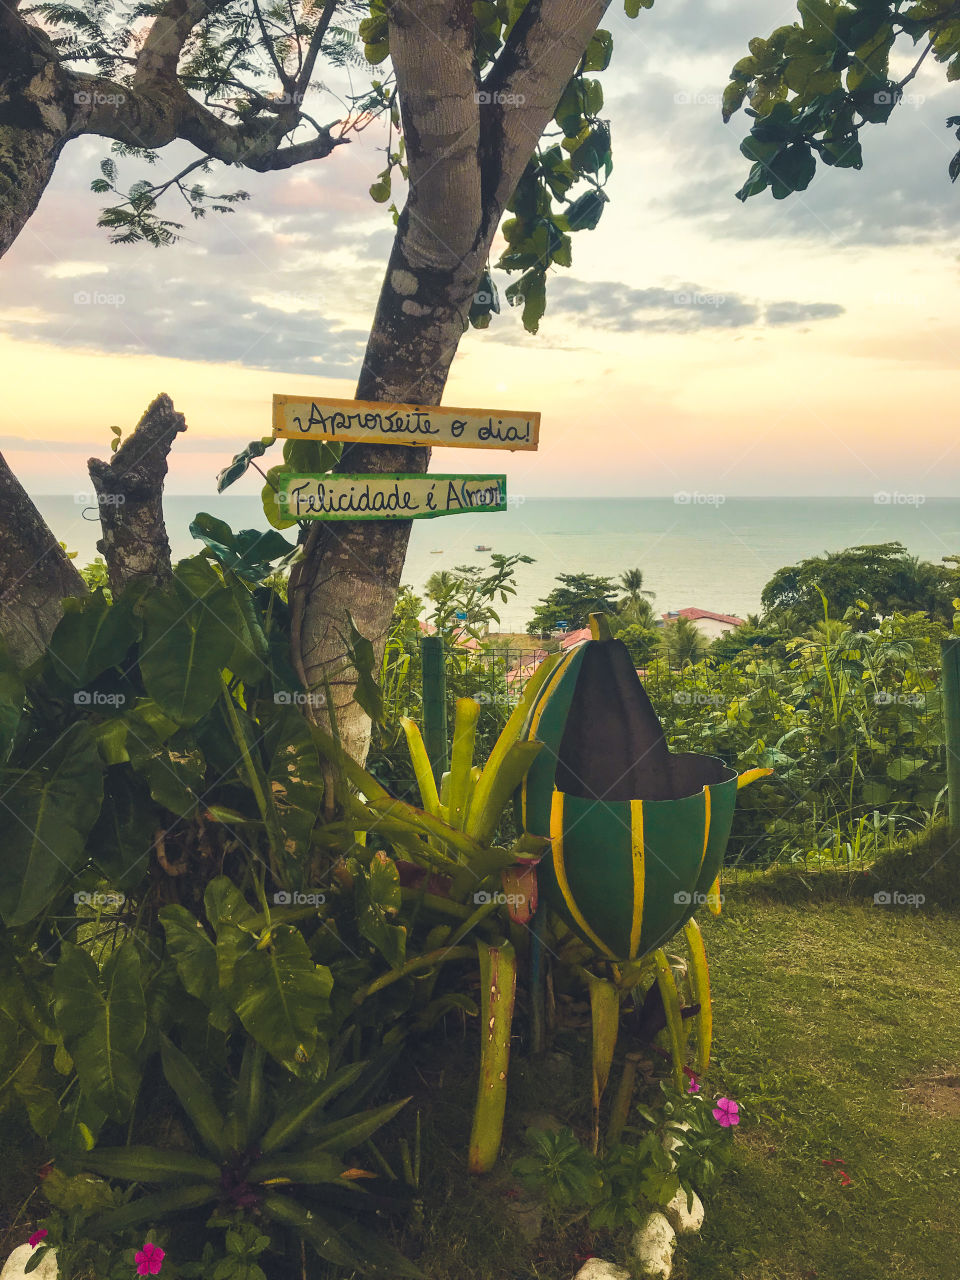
[448,698,480,831]
[653,950,686,1091]
[683,917,712,1076]
[399,716,440,815]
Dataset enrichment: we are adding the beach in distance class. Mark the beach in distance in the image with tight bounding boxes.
[34,494,960,632]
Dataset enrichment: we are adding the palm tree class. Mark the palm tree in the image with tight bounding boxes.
[660,616,708,668]
[619,568,656,606]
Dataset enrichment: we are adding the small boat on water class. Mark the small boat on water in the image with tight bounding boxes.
[474,544,492,551]
[430,549,443,554]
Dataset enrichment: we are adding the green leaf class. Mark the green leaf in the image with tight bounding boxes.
[89,1184,217,1235]
[248,1151,347,1185]
[259,1061,368,1154]
[768,142,816,198]
[562,189,608,232]
[139,558,244,724]
[265,705,325,864]
[81,1146,219,1183]
[505,268,547,334]
[48,589,141,688]
[0,724,104,925]
[582,29,613,71]
[159,905,234,1031]
[312,1097,411,1155]
[53,943,146,1121]
[0,641,24,762]
[229,927,333,1063]
[260,1196,362,1269]
[356,852,406,968]
[216,438,276,493]
[161,1036,227,1158]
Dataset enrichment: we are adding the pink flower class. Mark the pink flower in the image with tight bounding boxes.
[687,1074,700,1094]
[712,1097,740,1127]
[28,1230,48,1249]
[135,1242,165,1276]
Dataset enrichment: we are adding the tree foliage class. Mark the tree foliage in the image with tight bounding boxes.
[528,572,619,634]
[729,0,960,200]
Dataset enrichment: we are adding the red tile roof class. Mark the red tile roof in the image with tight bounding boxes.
[661,607,744,627]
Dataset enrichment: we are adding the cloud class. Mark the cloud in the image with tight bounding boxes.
[543,278,842,333]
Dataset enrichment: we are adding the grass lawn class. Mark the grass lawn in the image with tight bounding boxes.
[678,872,960,1280]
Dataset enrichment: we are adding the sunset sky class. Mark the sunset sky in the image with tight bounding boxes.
[2,0,959,501]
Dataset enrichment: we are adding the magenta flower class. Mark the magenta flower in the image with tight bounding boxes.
[135,1242,165,1276]
[687,1074,700,1094]
[28,1230,48,1249]
[713,1097,740,1127]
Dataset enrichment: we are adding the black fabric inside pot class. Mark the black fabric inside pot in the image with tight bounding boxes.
[553,639,730,802]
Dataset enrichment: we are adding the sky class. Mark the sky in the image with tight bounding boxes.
[2,0,959,501]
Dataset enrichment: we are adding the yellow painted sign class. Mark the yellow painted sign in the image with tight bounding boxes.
[272,394,539,451]
[277,473,507,521]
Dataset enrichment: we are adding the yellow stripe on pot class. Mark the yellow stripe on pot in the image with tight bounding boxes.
[628,799,645,959]
[698,786,712,871]
[550,792,617,960]
[737,767,773,789]
[521,647,580,827]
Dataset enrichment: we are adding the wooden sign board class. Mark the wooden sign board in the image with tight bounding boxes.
[277,473,507,522]
[273,394,539,452]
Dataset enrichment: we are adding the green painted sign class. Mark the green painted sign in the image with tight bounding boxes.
[276,473,507,521]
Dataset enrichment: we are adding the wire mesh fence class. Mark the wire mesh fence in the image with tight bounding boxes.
[370,633,948,871]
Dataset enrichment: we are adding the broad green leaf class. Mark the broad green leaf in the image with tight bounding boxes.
[53,942,146,1121]
[229,927,333,1063]
[0,724,104,926]
[138,557,244,724]
[356,852,406,969]
[265,706,325,864]
[159,905,234,1031]
[216,437,276,494]
[47,589,141,688]
[583,28,613,71]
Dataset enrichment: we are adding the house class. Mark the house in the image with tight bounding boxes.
[660,607,744,642]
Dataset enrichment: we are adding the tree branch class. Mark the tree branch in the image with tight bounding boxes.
[87,393,186,594]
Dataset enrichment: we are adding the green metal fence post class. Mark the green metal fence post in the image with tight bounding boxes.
[942,636,960,833]
[421,634,448,784]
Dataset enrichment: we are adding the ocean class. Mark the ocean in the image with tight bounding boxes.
[33,495,960,633]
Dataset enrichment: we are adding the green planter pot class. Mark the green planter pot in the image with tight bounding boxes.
[519,619,760,961]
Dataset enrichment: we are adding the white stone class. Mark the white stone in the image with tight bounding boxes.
[662,1120,691,1156]
[1,1244,58,1280]
[573,1260,631,1280]
[663,1187,704,1234]
[631,1211,676,1279]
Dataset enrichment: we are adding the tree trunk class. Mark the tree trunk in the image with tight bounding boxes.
[88,393,186,594]
[291,0,610,762]
[0,450,88,667]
